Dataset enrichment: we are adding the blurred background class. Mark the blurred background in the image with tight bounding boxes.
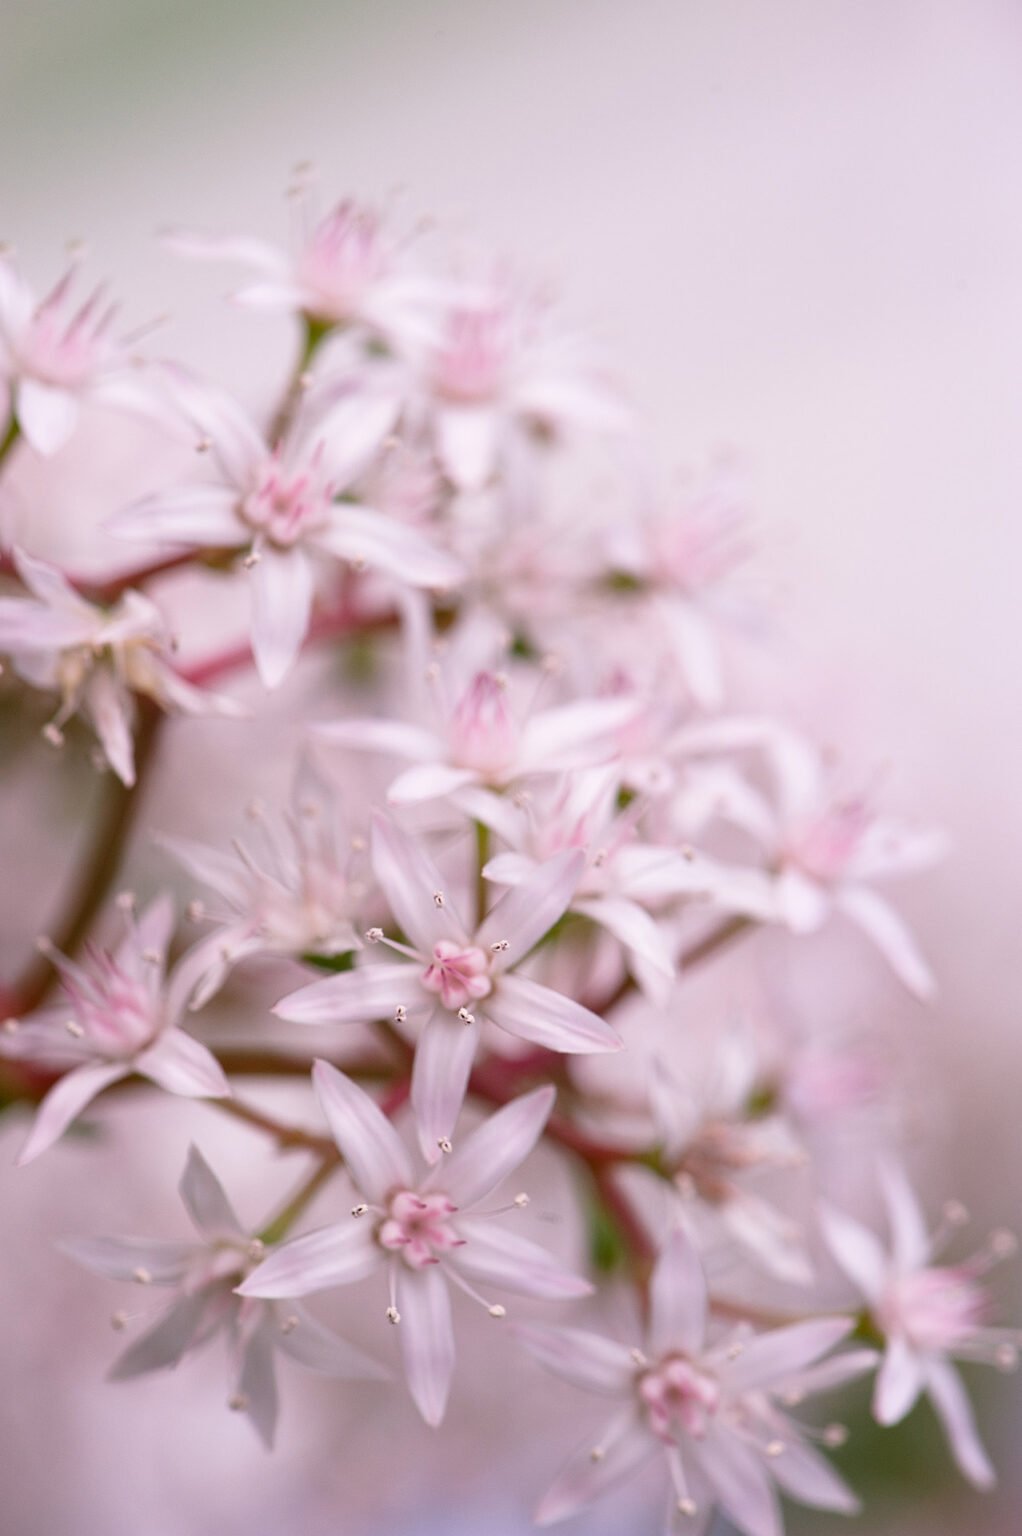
[2,1,1021,1531]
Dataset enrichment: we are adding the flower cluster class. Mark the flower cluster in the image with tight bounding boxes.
[0,183,1014,1536]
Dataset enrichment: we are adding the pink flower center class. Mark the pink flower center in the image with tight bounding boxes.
[243,450,331,547]
[18,274,114,389]
[297,202,388,322]
[882,1268,987,1353]
[65,955,160,1057]
[639,1355,721,1442]
[377,1189,462,1270]
[790,801,871,883]
[448,672,518,777]
[433,304,510,402]
[420,941,493,1011]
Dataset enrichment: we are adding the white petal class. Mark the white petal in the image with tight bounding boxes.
[835,885,936,1000]
[135,1030,230,1099]
[648,1227,707,1357]
[179,1145,245,1239]
[16,1060,127,1165]
[387,762,482,804]
[313,717,441,762]
[723,1319,853,1396]
[16,378,79,455]
[250,545,313,689]
[85,669,136,786]
[110,486,242,548]
[59,1235,198,1285]
[370,814,467,952]
[877,1156,931,1272]
[654,595,723,709]
[783,1347,880,1399]
[236,1313,279,1448]
[720,1191,815,1286]
[435,404,500,491]
[109,1292,212,1379]
[480,853,535,887]
[818,1201,888,1303]
[873,1335,924,1425]
[274,1301,389,1380]
[162,367,265,485]
[411,1010,479,1165]
[574,896,675,980]
[311,1059,413,1203]
[519,697,637,773]
[689,1427,782,1536]
[275,961,417,1026]
[535,1412,655,1526]
[925,1357,996,1489]
[775,867,829,932]
[477,850,583,968]
[515,1323,636,1395]
[436,1085,555,1209]
[306,385,403,487]
[451,1221,592,1300]
[162,229,286,275]
[395,1263,455,1426]
[238,1222,380,1298]
[764,1430,859,1514]
[11,547,90,613]
[485,973,621,1054]
[159,834,252,908]
[318,505,463,590]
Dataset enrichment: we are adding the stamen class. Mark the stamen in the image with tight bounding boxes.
[2,1019,18,1034]
[365,927,384,943]
[386,1306,401,1325]
[65,1019,84,1038]
[42,722,65,748]
[132,1267,152,1285]
[490,939,509,953]
[110,1311,129,1331]
[433,890,445,908]
[352,1204,369,1217]
[228,1393,249,1411]
[823,1424,848,1447]
[186,899,206,922]
[437,1137,453,1155]
[394,1005,407,1024]
[677,1499,698,1517]
[589,1447,605,1463]
[995,1343,1018,1372]
[457,1007,475,1025]
[247,1240,265,1262]
[280,1315,299,1334]
[765,1440,785,1458]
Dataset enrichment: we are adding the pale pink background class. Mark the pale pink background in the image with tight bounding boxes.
[2,2,1021,1532]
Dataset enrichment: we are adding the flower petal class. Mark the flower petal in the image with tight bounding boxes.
[519,697,638,773]
[387,762,482,804]
[250,545,314,689]
[648,1227,707,1358]
[877,1157,931,1273]
[274,961,417,1027]
[722,1318,853,1396]
[59,1235,198,1285]
[434,403,500,491]
[873,1335,924,1425]
[109,1292,212,1379]
[395,1262,455,1426]
[311,1059,413,1201]
[818,1201,888,1303]
[411,1009,479,1164]
[515,1322,636,1395]
[235,1312,279,1448]
[925,1357,996,1489]
[313,717,441,762]
[370,814,467,952]
[84,669,136,786]
[689,1427,782,1536]
[238,1221,380,1299]
[274,1301,389,1380]
[534,1411,655,1526]
[574,896,675,980]
[485,973,620,1054]
[763,1430,859,1514]
[179,1145,245,1239]
[835,885,936,1000]
[135,1030,230,1099]
[477,850,583,968]
[451,1221,592,1301]
[16,378,79,455]
[435,1085,554,1209]
[109,486,242,548]
[16,1060,128,1165]
[318,505,463,591]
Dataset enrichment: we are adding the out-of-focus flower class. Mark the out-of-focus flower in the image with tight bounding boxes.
[275,816,620,1160]
[0,548,241,784]
[518,1228,872,1536]
[0,895,229,1164]
[239,1065,591,1426]
[63,1145,387,1447]
[109,370,463,687]
[820,1160,1020,1487]
[162,757,366,1008]
[0,254,159,455]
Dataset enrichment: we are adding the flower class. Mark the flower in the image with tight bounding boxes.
[274,815,620,1160]
[0,895,230,1164]
[0,253,158,455]
[109,369,463,687]
[63,1145,387,1447]
[161,756,365,1008]
[0,548,242,784]
[238,1064,591,1426]
[820,1160,1020,1487]
[519,1228,874,1536]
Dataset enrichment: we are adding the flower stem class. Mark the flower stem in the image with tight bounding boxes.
[474,819,491,926]
[267,315,332,443]
[258,1153,342,1246]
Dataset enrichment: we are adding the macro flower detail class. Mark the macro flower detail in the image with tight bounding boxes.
[63,1145,387,1447]
[820,1161,1019,1488]
[274,814,620,1160]
[519,1228,875,1536]
[1,896,229,1163]
[238,1065,591,1426]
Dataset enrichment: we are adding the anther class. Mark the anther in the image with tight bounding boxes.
[298,372,314,391]
[195,435,212,453]
[437,1137,453,1155]
[365,927,384,943]
[823,1424,848,1447]
[132,1267,152,1285]
[629,1347,648,1367]
[766,1440,785,1458]
[490,939,509,953]
[142,948,161,965]
[350,834,367,852]
[186,899,206,922]
[246,1239,265,1262]
[513,1193,529,1209]
[35,935,55,955]
[433,890,445,908]
[589,1447,605,1463]
[394,1005,407,1024]
[681,844,696,862]
[42,723,64,748]
[725,1340,744,1361]
[386,1305,401,1324]
[243,549,261,569]
[228,1393,249,1412]
[2,1018,18,1034]
[995,1343,1018,1372]
[280,1315,300,1334]
[110,1311,129,1331]
[488,1304,506,1319]
[457,1007,475,1025]
[65,1019,84,1038]
[677,1498,698,1517]
[990,1229,1017,1258]
[943,1199,969,1227]
[352,1204,368,1217]
[115,891,137,913]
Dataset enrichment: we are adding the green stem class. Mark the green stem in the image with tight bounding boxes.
[258,1154,342,1246]
[267,315,333,442]
[0,413,21,473]
[474,819,491,927]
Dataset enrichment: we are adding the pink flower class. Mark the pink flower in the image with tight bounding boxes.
[274,815,620,1160]
[161,757,364,1008]
[109,369,463,687]
[1,896,230,1164]
[820,1160,1019,1488]
[63,1145,386,1447]
[0,548,242,784]
[518,1228,873,1536]
[238,1064,591,1426]
[0,254,158,455]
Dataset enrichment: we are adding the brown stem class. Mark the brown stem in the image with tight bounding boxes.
[213,1096,336,1155]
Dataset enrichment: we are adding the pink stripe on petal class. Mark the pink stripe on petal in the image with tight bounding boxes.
[451,1222,592,1301]
[238,1221,380,1299]
[275,961,416,1026]
[395,1263,455,1426]
[438,1085,554,1209]
[411,1010,479,1165]
[477,850,583,968]
[485,973,620,1054]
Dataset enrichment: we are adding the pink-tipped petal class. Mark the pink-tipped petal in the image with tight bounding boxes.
[411,1010,479,1165]
[250,545,314,689]
[238,1221,380,1299]
[312,1059,413,1202]
[486,973,620,1055]
[452,1222,592,1301]
[648,1227,708,1358]
[17,1060,127,1165]
[437,1085,555,1209]
[925,1358,996,1489]
[395,1262,455,1427]
[136,1030,230,1099]
[275,961,416,1026]
[515,1323,636,1395]
[477,850,583,968]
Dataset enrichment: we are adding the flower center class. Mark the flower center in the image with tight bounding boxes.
[789,801,870,883]
[882,1267,986,1353]
[377,1189,462,1270]
[448,671,518,777]
[638,1355,721,1442]
[420,941,493,1012]
[67,958,160,1057]
[243,453,331,547]
[434,304,510,402]
[297,202,388,321]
